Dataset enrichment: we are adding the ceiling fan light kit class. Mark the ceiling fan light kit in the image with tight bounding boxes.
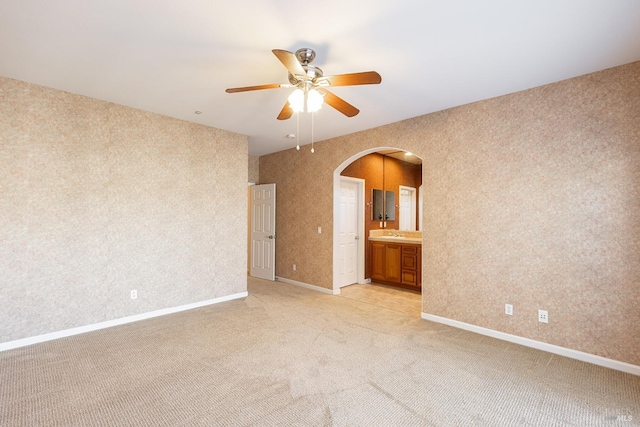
[288,88,324,113]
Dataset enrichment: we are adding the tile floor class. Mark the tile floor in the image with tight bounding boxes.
[337,282,422,316]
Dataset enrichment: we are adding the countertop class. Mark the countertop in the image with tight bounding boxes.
[368,236,422,244]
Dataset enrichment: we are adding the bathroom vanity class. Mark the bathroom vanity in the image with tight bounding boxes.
[368,234,421,291]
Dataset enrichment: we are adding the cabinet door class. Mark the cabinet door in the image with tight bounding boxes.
[385,244,402,283]
[370,241,386,282]
[401,245,420,287]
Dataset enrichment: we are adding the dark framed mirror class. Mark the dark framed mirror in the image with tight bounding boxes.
[385,190,395,221]
[372,189,383,220]
[371,189,396,221]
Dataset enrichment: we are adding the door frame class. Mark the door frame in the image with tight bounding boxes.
[399,185,417,231]
[418,185,423,231]
[250,183,276,281]
[335,176,365,289]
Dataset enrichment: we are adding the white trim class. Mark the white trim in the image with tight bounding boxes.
[418,185,423,231]
[334,176,365,289]
[0,292,248,352]
[399,185,417,231]
[276,276,340,295]
[421,312,640,376]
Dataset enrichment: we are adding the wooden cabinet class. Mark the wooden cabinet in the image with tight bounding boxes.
[369,240,421,291]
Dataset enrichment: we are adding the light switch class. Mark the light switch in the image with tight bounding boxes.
[317,226,322,234]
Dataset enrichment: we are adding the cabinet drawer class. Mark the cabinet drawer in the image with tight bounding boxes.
[402,270,418,287]
[402,245,418,255]
[402,254,418,270]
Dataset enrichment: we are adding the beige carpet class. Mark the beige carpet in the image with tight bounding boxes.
[1,277,638,426]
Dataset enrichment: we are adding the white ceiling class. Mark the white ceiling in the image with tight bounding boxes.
[1,1,639,157]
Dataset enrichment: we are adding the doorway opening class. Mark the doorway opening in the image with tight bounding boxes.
[399,186,417,231]
[335,177,365,289]
[332,147,423,293]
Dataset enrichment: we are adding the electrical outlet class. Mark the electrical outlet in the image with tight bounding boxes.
[505,304,513,315]
[538,309,548,323]
[293,264,296,271]
[130,290,137,300]
[317,226,322,234]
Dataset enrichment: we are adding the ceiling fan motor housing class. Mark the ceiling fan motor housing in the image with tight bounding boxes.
[295,48,316,65]
[287,48,322,85]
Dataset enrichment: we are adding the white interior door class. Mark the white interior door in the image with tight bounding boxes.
[399,186,416,231]
[250,183,276,281]
[337,178,360,288]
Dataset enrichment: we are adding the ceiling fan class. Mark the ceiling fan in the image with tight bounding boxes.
[225,48,382,120]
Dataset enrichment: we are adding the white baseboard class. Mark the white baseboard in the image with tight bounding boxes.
[0,291,248,353]
[275,277,339,295]
[421,312,640,376]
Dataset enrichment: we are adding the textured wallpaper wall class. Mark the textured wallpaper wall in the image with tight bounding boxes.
[248,155,259,184]
[0,77,248,343]
[260,61,640,366]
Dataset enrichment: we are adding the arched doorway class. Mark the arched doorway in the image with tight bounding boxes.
[332,147,423,293]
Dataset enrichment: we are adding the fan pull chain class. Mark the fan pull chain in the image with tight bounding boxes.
[311,112,315,153]
[296,111,300,150]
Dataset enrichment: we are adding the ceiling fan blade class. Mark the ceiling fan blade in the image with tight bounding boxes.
[225,83,284,93]
[318,88,360,117]
[322,71,382,87]
[277,102,293,120]
[272,49,306,77]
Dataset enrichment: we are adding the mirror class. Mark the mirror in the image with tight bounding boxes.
[371,189,396,221]
[372,189,383,220]
[385,190,395,221]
